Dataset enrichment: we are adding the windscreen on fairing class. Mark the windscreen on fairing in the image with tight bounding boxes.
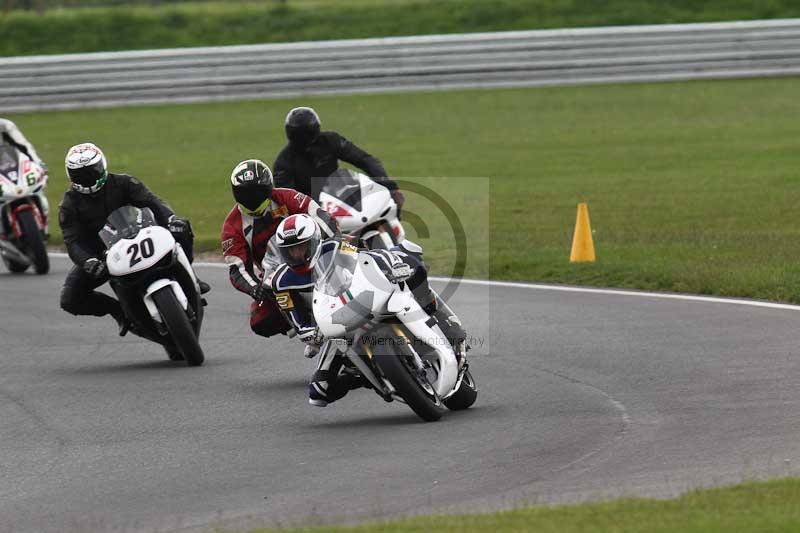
[322,170,362,211]
[314,241,359,297]
[99,206,157,248]
[0,145,19,174]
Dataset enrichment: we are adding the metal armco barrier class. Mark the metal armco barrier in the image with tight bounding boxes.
[2,18,800,112]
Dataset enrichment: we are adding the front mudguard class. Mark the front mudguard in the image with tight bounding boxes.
[143,279,188,325]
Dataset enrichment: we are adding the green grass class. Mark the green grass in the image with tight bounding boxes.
[245,477,800,532]
[9,76,800,301]
[3,0,800,56]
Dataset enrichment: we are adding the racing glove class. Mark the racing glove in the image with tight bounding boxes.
[83,257,107,279]
[250,282,271,303]
[167,215,190,234]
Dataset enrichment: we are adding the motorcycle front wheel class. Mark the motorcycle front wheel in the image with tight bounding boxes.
[151,287,204,367]
[17,209,48,274]
[371,327,446,422]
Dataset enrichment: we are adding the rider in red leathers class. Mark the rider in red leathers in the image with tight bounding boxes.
[220,159,338,338]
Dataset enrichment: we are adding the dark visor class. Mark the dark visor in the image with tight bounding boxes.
[279,235,320,268]
[234,184,271,211]
[68,161,106,187]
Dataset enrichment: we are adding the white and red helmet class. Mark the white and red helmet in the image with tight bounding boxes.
[275,214,322,273]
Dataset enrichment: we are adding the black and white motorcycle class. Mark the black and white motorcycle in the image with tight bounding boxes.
[99,206,205,366]
[312,240,476,421]
[0,143,49,274]
[319,169,404,250]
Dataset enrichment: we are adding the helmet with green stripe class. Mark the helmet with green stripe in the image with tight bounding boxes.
[65,143,108,195]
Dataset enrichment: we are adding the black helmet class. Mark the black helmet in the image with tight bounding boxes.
[230,159,274,216]
[285,107,320,148]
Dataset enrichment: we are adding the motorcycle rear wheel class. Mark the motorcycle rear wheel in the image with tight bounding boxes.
[151,287,204,367]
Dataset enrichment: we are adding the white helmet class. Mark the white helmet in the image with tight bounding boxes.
[65,142,108,194]
[275,214,322,273]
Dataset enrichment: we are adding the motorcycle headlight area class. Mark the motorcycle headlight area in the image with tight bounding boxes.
[116,251,176,286]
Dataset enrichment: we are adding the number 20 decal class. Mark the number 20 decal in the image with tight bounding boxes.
[127,237,155,267]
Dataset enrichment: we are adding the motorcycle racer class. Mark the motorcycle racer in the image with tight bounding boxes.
[58,142,208,336]
[269,213,467,407]
[220,159,338,339]
[0,118,50,238]
[262,214,333,358]
[272,107,405,211]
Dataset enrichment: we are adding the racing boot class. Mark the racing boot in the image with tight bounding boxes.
[309,370,359,407]
[300,326,323,358]
[308,344,360,406]
[111,309,131,337]
[110,308,161,344]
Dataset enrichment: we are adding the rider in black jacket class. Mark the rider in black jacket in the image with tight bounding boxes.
[58,142,208,335]
[272,107,405,209]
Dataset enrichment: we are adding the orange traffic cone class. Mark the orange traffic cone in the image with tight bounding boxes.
[570,202,596,263]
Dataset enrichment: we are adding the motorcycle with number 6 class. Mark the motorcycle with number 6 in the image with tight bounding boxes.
[312,240,477,421]
[0,143,49,274]
[99,206,205,366]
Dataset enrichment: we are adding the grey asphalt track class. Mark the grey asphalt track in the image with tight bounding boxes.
[1,256,800,532]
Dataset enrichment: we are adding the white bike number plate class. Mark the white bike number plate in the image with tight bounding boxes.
[107,226,174,276]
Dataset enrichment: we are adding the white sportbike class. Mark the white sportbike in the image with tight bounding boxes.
[319,169,404,250]
[100,206,206,366]
[312,240,476,421]
[0,143,49,274]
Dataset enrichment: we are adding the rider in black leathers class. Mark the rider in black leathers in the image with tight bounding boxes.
[58,142,208,334]
[272,107,405,210]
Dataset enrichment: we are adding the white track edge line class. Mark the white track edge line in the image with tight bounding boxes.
[48,252,800,312]
[429,276,800,311]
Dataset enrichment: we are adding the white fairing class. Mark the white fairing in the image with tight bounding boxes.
[105,225,194,324]
[394,297,459,398]
[313,250,458,398]
[106,225,183,323]
[0,149,48,202]
[175,242,201,295]
[319,171,404,242]
[106,226,175,276]
[314,251,393,338]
